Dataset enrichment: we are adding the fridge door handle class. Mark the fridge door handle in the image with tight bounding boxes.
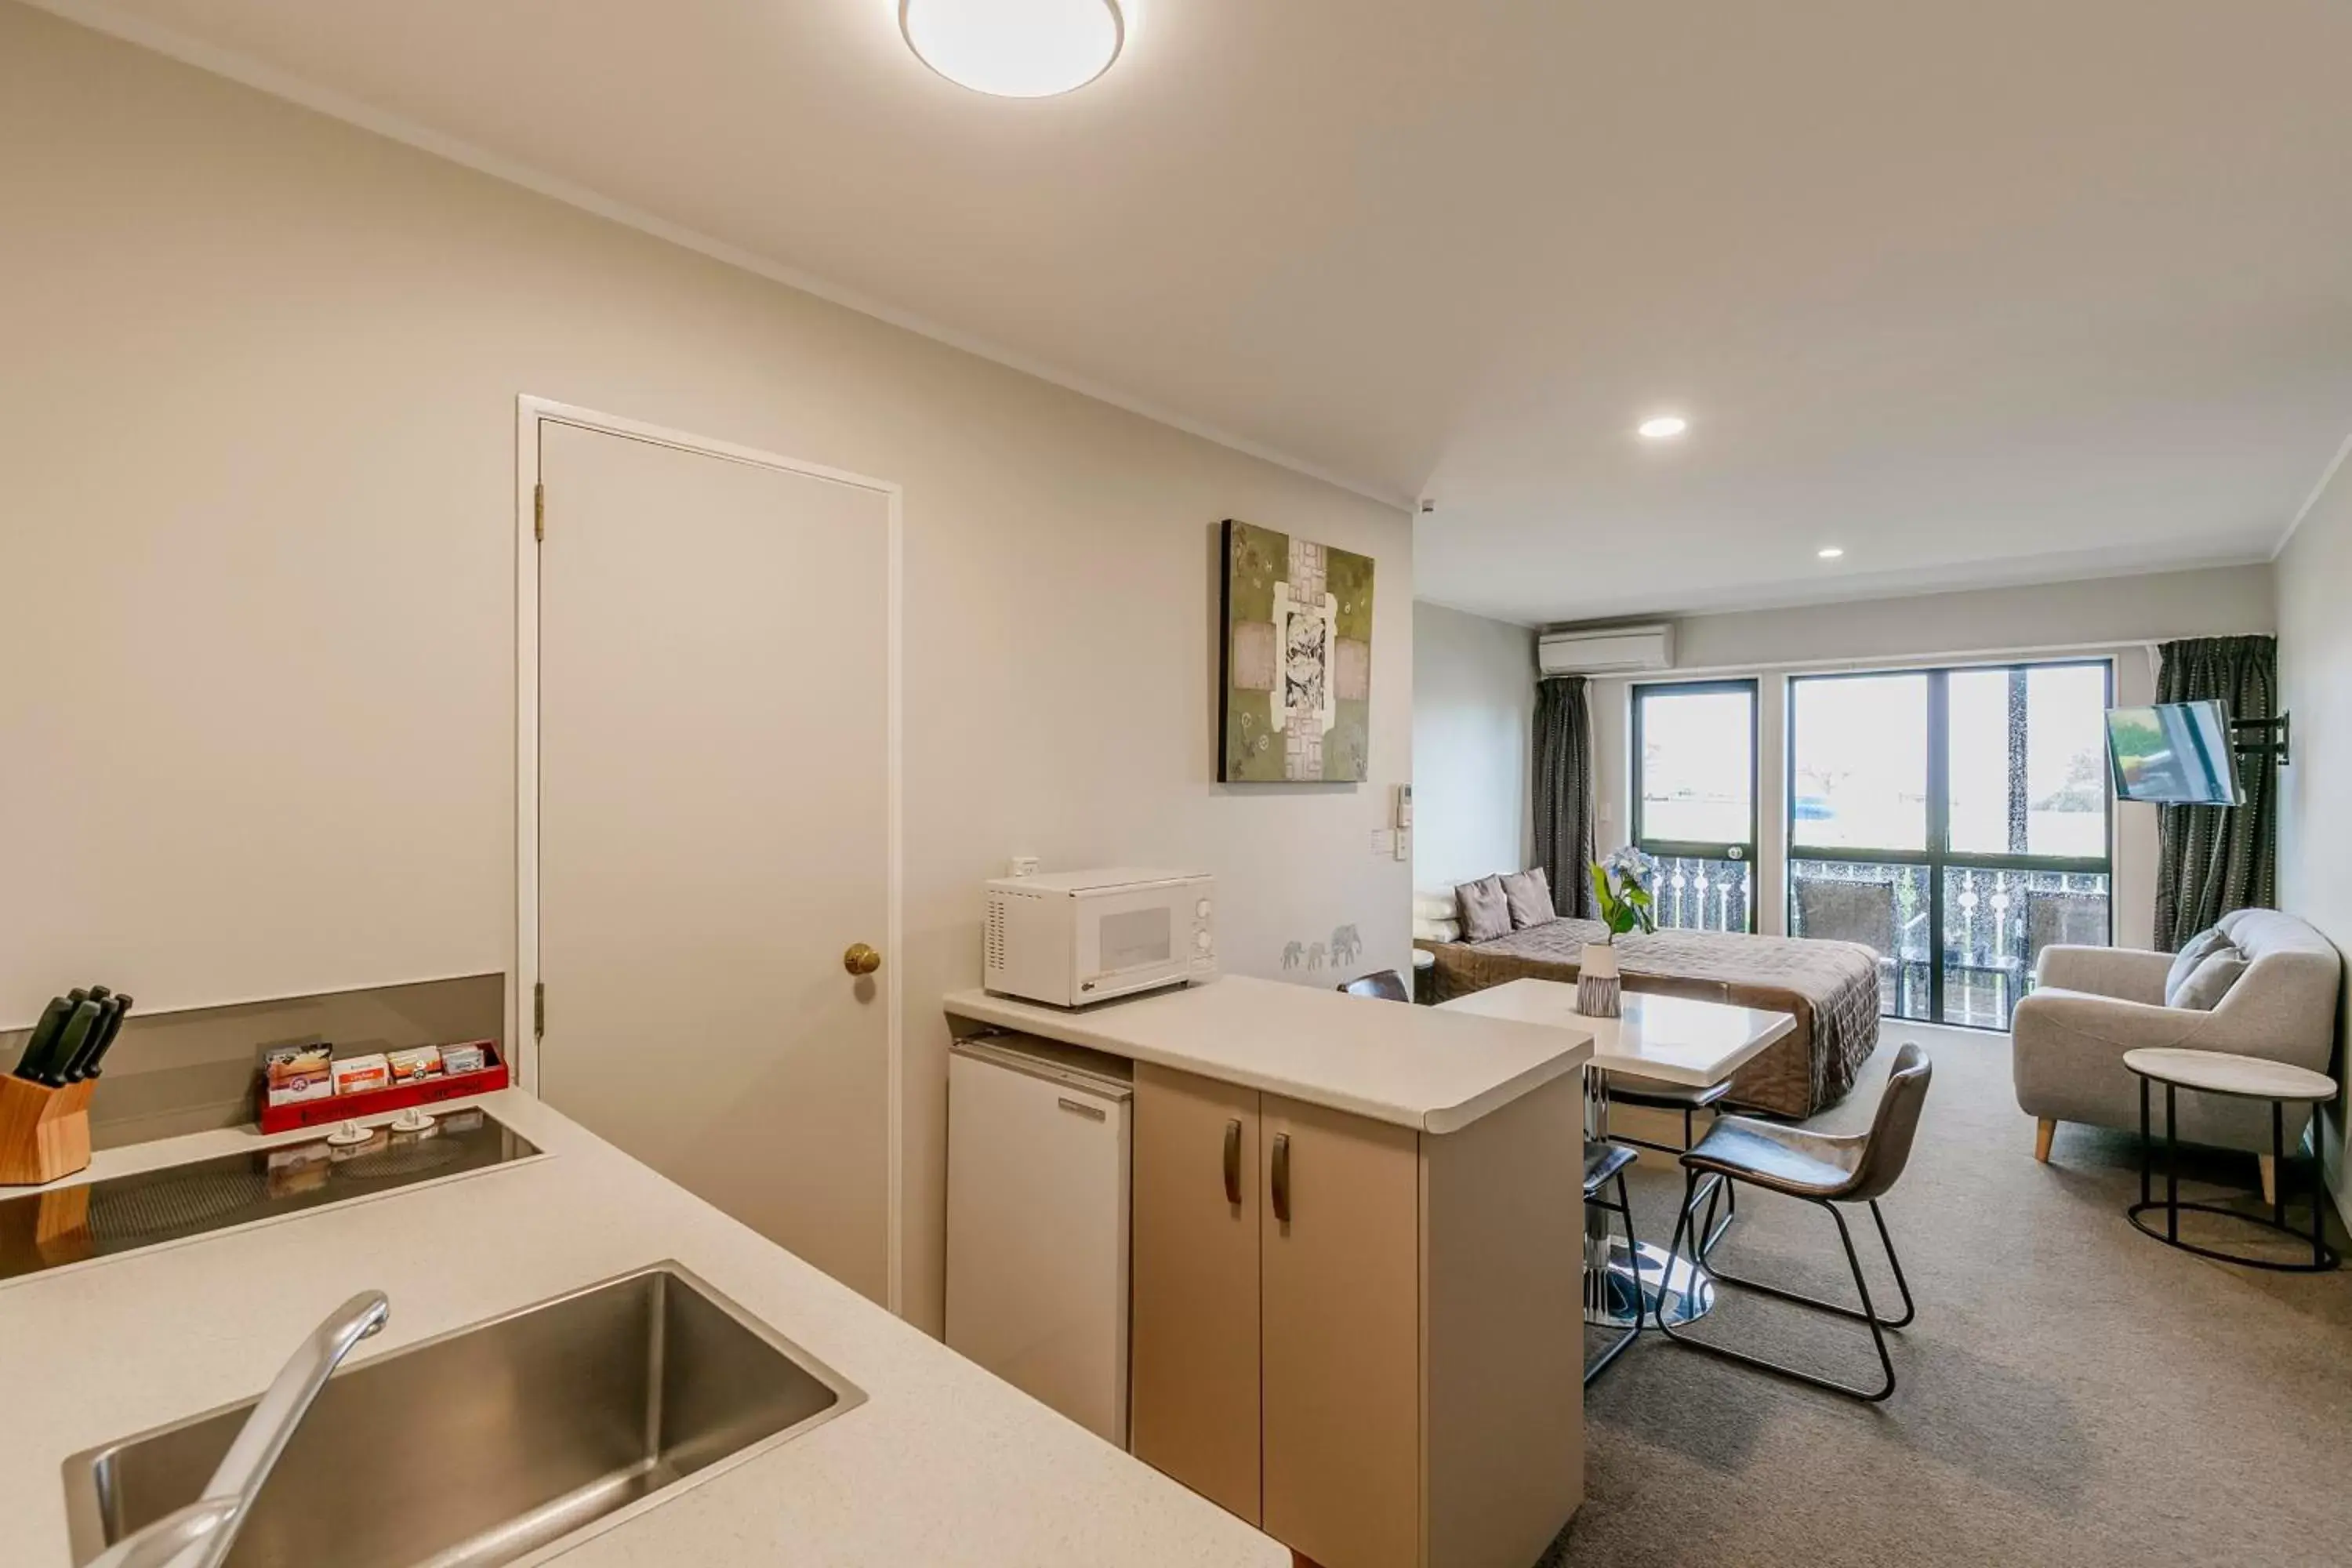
[1221,1118,1243,1206]
[1270,1131,1291,1225]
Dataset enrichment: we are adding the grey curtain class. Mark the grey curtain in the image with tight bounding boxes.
[1532,675,1596,918]
[2152,634,2278,950]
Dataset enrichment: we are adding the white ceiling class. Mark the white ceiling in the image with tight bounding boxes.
[44,0,2352,624]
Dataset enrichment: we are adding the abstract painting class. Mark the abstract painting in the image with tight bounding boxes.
[1218,519,1374,782]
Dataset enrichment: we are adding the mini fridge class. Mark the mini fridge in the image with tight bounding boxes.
[945,1033,1133,1445]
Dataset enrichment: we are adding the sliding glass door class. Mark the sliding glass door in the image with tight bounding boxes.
[1633,680,1757,932]
[1788,661,2111,1029]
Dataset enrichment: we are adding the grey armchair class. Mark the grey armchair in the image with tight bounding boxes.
[2012,909,2341,1202]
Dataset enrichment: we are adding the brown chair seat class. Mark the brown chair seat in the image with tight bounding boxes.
[1583,1139,1638,1195]
[1603,1073,1732,1112]
[1682,1118,1865,1199]
[1338,970,1411,1004]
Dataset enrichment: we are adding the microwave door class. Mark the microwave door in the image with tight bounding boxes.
[1075,887,1181,994]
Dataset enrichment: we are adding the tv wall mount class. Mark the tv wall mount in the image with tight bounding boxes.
[2230,714,2291,767]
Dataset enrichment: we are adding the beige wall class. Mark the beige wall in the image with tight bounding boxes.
[0,5,1414,1329]
[1410,602,1534,891]
[2276,446,2352,1215]
[1583,568,2277,953]
[1647,565,2276,675]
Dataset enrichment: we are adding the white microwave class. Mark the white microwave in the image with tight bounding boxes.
[984,869,1216,1007]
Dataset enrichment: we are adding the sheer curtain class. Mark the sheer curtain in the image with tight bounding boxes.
[2152,634,2278,950]
[1532,675,1596,918]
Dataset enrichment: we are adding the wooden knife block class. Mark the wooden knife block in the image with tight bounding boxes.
[0,1075,95,1185]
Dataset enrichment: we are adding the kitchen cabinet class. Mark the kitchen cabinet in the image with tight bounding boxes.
[1259,1094,1421,1568]
[1132,1063,1583,1568]
[1131,1064,1261,1522]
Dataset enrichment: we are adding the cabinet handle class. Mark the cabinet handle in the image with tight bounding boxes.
[1222,1118,1243,1207]
[1271,1132,1291,1224]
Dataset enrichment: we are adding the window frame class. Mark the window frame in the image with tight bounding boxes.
[1631,677,1761,933]
[1784,658,2116,1027]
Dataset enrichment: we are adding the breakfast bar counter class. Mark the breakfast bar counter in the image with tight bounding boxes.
[943,973,1593,1134]
[947,975,1595,1568]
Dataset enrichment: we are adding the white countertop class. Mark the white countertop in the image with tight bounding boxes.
[0,1091,1285,1568]
[1439,980,1796,1089]
[942,975,1594,1134]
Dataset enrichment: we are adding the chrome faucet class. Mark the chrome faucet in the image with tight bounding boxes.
[88,1290,390,1568]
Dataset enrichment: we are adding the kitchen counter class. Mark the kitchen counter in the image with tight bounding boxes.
[0,1091,1287,1567]
[944,975,1594,1134]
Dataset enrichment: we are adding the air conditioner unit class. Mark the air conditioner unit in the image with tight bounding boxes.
[1537,624,1675,676]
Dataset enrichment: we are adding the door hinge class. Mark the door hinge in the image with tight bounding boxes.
[533,482,545,543]
[533,981,545,1038]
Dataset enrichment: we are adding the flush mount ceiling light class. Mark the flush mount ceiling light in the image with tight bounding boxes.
[1636,415,1689,440]
[1817,546,1846,559]
[902,0,1125,98]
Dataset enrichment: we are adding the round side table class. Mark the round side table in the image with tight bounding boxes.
[2122,1047,2339,1272]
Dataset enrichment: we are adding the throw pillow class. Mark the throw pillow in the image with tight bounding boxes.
[1455,876,1512,943]
[1412,916,1463,944]
[2165,926,2230,1003]
[1501,868,1556,929]
[2170,947,2248,1011]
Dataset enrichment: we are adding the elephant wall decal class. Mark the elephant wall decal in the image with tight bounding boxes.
[1330,924,1363,967]
[1282,941,1305,970]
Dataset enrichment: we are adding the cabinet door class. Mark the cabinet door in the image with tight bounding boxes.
[1131,1063,1261,1523]
[1261,1097,1422,1568]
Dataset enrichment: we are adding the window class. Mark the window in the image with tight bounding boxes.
[1789,661,2112,1029]
[1632,681,1757,932]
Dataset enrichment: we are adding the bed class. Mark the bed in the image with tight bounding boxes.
[1421,916,1882,1119]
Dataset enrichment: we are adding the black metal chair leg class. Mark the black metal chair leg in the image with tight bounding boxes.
[1695,1172,1737,1261]
[1584,1168,1644,1385]
[1654,1178,1903,1403]
[1863,1199,1916,1329]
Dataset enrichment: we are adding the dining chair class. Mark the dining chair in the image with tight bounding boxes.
[1652,1042,1933,1402]
[1337,970,1412,1003]
[1582,1138,1643,1384]
[1604,982,1740,1255]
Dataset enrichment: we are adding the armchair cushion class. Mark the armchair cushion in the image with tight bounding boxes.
[2165,926,2231,1000]
[2168,946,2247,1011]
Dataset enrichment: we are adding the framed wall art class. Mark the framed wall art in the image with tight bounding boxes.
[1218,519,1374,782]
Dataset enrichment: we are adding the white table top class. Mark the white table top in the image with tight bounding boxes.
[1438,979,1797,1089]
[2122,1047,2339,1102]
[943,975,1593,1134]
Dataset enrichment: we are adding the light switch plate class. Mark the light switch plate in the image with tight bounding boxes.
[1393,828,1411,862]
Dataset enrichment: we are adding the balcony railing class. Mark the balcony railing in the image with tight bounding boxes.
[1648,855,1752,935]
[1790,858,2111,1029]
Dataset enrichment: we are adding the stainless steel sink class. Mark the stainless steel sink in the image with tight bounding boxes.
[63,1264,864,1566]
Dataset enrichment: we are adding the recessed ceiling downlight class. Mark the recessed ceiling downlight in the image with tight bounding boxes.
[1637,415,1689,440]
[1817,546,1846,560]
[902,0,1125,98]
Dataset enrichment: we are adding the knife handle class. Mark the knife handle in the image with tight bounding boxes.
[41,1000,101,1088]
[64,998,121,1080]
[13,996,71,1081]
[82,993,132,1080]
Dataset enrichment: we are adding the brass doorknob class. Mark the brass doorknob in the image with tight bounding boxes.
[843,943,882,977]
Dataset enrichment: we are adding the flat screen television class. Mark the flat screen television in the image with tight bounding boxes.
[2105,700,2245,806]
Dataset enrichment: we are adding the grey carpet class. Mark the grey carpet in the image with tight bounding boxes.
[1542,1026,2352,1568]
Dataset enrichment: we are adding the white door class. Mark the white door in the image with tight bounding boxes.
[535,417,895,1301]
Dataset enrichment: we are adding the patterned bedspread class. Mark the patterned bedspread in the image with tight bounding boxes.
[1425,917,1882,1118]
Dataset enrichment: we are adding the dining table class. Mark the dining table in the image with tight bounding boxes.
[1439,979,1798,1327]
